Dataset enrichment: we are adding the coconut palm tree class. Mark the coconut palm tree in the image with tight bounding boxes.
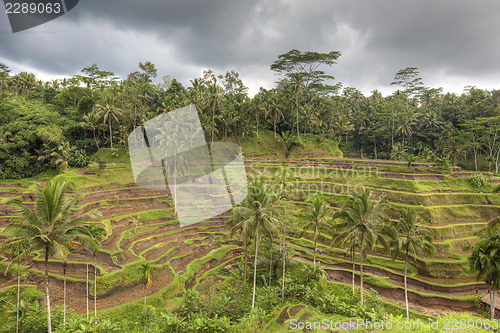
[268,95,284,139]
[82,111,102,150]
[273,167,294,198]
[300,196,331,268]
[96,95,123,149]
[334,114,354,146]
[332,189,390,306]
[230,178,281,308]
[1,241,30,333]
[227,213,252,286]
[280,131,298,159]
[138,261,157,309]
[250,96,267,139]
[83,224,106,318]
[391,208,434,318]
[205,82,223,145]
[2,179,101,333]
[290,73,304,138]
[332,220,358,296]
[468,236,500,320]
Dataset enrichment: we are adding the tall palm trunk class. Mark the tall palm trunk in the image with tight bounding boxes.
[86,261,89,320]
[144,283,148,333]
[351,245,355,295]
[94,253,97,318]
[252,230,259,308]
[92,130,99,150]
[243,241,248,286]
[108,117,113,149]
[282,223,286,298]
[491,288,496,320]
[63,261,67,325]
[404,247,409,318]
[17,262,20,333]
[296,95,299,138]
[269,251,272,286]
[360,247,364,307]
[313,223,318,268]
[274,113,277,139]
[44,246,52,333]
[256,111,259,138]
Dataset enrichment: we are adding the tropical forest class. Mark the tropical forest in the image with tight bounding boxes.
[1,50,500,332]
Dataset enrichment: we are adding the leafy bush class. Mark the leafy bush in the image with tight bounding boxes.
[97,157,107,176]
[230,307,268,333]
[434,156,451,168]
[188,313,230,333]
[69,149,90,168]
[179,289,201,319]
[256,286,281,312]
[55,316,120,333]
[468,173,488,191]
[138,306,159,332]
[159,312,187,332]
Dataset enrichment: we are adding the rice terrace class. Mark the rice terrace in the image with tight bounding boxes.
[1,53,500,333]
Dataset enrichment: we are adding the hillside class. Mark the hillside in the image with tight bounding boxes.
[0,132,499,332]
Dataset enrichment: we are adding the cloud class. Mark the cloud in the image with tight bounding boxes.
[0,0,499,95]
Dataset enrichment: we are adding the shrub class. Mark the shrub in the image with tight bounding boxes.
[69,149,90,168]
[468,173,488,191]
[179,289,201,319]
[55,316,120,333]
[434,156,451,168]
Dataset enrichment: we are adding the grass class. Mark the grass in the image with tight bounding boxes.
[3,144,500,325]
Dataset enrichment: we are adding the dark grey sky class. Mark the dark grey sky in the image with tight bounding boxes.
[1,0,499,96]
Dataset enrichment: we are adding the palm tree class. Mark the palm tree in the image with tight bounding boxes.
[251,97,267,138]
[227,217,252,285]
[332,189,390,306]
[50,142,73,172]
[205,82,223,145]
[1,241,30,333]
[300,196,331,268]
[290,73,304,138]
[334,114,354,145]
[396,113,417,145]
[0,63,10,93]
[230,179,281,308]
[0,127,11,147]
[220,109,240,138]
[83,224,106,318]
[165,148,188,215]
[2,179,101,333]
[280,131,298,159]
[14,72,36,96]
[138,261,157,309]
[96,95,123,148]
[390,142,408,161]
[82,111,102,150]
[468,236,500,320]
[391,208,434,318]
[273,167,294,198]
[268,95,284,139]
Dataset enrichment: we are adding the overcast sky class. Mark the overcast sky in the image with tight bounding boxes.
[1,0,500,96]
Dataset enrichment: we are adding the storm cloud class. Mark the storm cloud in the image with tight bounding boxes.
[0,0,499,95]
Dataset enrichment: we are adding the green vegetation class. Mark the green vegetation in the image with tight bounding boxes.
[2,51,500,332]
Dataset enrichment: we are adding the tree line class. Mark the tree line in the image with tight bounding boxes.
[2,51,500,179]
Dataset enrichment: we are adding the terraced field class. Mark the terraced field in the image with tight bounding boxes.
[0,148,498,318]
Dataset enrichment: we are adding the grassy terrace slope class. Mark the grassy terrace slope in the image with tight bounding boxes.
[0,130,496,319]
